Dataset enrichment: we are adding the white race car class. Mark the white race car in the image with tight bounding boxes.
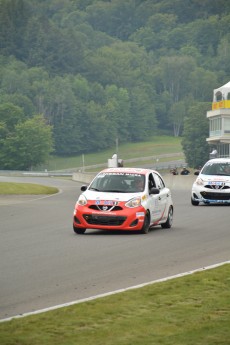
[73,167,173,234]
[191,158,230,205]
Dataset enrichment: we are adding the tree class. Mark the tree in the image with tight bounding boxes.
[0,0,30,58]
[1,93,35,117]
[169,101,186,137]
[181,102,210,168]
[191,16,220,55]
[0,102,25,133]
[1,0,230,162]
[0,58,29,95]
[86,0,140,40]
[34,75,84,155]
[129,86,157,141]
[104,85,131,143]
[0,115,53,170]
[158,55,196,103]
[84,41,149,88]
[189,67,218,101]
[79,100,114,153]
[53,100,84,155]
[215,34,230,75]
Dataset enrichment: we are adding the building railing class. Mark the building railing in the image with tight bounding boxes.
[212,100,230,110]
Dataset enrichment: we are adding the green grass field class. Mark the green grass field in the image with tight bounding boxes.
[0,264,229,345]
[38,136,183,171]
[0,182,59,195]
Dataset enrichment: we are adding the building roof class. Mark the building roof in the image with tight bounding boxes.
[213,81,230,102]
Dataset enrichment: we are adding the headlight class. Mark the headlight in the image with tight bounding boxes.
[126,196,142,208]
[77,194,87,206]
[195,178,204,186]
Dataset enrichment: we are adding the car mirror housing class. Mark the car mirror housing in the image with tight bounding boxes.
[81,185,88,191]
[149,187,160,195]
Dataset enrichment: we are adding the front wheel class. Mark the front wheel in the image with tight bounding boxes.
[140,212,150,234]
[191,198,199,206]
[161,206,173,229]
[73,226,86,234]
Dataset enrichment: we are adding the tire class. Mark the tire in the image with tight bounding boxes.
[73,226,86,234]
[140,212,150,234]
[191,198,199,206]
[161,206,173,229]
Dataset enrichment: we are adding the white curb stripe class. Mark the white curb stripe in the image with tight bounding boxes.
[1,260,229,323]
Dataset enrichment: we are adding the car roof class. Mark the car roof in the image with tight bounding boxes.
[205,158,230,164]
[99,167,157,176]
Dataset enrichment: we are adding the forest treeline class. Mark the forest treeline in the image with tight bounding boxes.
[0,0,230,169]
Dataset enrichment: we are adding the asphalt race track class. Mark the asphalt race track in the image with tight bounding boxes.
[0,176,229,320]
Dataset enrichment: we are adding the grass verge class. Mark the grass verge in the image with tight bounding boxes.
[38,136,183,171]
[0,182,59,195]
[0,264,229,345]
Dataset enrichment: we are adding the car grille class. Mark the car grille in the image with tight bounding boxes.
[204,184,230,190]
[89,205,123,211]
[83,214,126,226]
[201,191,230,201]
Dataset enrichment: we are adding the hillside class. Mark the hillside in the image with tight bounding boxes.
[0,0,229,169]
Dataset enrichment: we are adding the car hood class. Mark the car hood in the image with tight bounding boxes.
[83,190,142,202]
[198,174,230,183]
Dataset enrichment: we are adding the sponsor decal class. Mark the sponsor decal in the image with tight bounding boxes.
[100,172,143,177]
[136,212,145,217]
[208,177,225,181]
[152,210,161,216]
[208,181,223,185]
[94,200,117,205]
[154,199,159,207]
[104,200,115,205]
[208,181,225,189]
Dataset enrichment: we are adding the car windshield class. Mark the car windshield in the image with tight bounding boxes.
[201,162,230,176]
[89,173,145,193]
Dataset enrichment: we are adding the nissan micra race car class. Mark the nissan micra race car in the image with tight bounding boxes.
[191,158,230,206]
[73,167,173,234]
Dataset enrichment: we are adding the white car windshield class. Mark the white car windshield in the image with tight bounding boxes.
[89,173,145,193]
[201,163,230,176]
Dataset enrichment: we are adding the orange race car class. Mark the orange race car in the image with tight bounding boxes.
[73,167,173,234]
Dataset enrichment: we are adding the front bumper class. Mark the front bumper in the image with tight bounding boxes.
[73,204,146,231]
[192,189,230,204]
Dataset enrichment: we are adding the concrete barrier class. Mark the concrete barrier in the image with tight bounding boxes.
[72,172,197,190]
[72,172,97,184]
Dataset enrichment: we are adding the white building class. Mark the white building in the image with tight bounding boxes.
[206,81,230,157]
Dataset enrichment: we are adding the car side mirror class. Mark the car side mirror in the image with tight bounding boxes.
[149,187,160,195]
[81,185,88,191]
[194,171,200,176]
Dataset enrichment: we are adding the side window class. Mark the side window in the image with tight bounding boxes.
[148,173,156,190]
[153,173,165,189]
